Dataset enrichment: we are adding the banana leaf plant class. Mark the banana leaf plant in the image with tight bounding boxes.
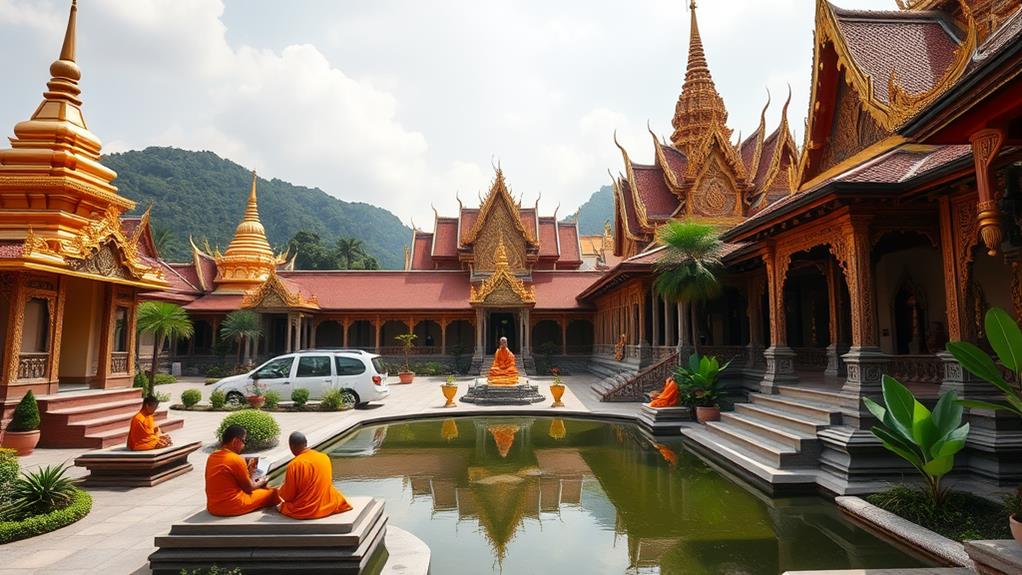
[673,353,730,408]
[862,376,969,507]
[945,307,1022,417]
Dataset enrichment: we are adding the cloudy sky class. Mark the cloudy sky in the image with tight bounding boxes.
[0,0,894,229]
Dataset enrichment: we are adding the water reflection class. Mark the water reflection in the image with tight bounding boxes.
[324,417,929,575]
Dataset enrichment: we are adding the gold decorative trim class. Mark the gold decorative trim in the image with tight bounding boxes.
[469,239,535,305]
[462,169,537,247]
[241,272,319,310]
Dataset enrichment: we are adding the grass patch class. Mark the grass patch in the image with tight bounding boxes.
[866,485,1010,541]
[0,488,92,544]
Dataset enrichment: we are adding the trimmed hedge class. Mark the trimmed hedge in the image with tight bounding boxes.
[0,448,18,508]
[0,488,92,544]
[181,389,202,409]
[215,410,280,453]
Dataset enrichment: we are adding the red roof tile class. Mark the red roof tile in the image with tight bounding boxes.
[531,271,604,310]
[840,144,970,184]
[167,263,202,292]
[184,294,244,312]
[538,218,559,257]
[660,145,688,181]
[459,208,479,244]
[409,232,434,270]
[632,164,679,219]
[432,218,459,257]
[281,271,472,311]
[556,223,581,265]
[520,208,538,241]
[914,144,971,176]
[833,9,959,105]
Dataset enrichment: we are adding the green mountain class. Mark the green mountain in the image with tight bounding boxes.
[104,147,411,268]
[564,185,613,235]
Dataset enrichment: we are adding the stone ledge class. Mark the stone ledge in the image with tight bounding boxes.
[964,539,1022,575]
[637,405,691,435]
[835,496,974,569]
[381,526,431,575]
[782,569,973,574]
[460,382,545,405]
[74,440,202,487]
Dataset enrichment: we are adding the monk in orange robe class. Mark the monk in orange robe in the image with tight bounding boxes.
[205,424,280,517]
[648,377,679,408]
[278,432,353,519]
[127,396,171,450]
[487,337,519,385]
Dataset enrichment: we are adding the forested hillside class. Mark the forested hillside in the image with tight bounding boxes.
[563,185,613,235]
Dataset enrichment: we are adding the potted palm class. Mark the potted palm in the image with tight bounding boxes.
[395,332,417,384]
[1,391,41,455]
[137,301,194,396]
[675,353,728,423]
[441,375,458,408]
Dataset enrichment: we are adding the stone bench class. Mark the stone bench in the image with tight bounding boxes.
[149,496,388,575]
[637,405,692,435]
[965,539,1022,575]
[74,441,202,487]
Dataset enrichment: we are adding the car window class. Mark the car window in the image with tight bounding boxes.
[335,356,366,376]
[297,356,332,377]
[255,357,294,379]
[372,357,387,374]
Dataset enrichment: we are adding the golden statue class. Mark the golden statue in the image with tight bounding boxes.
[487,336,519,385]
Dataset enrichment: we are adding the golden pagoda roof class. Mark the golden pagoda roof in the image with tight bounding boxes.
[212,171,287,292]
[670,1,731,153]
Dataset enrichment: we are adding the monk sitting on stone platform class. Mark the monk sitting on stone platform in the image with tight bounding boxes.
[205,424,280,517]
[648,377,679,408]
[127,396,172,450]
[487,337,519,385]
[278,432,353,520]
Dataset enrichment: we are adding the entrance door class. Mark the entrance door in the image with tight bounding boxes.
[488,312,517,354]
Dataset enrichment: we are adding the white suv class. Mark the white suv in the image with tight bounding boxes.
[212,349,390,408]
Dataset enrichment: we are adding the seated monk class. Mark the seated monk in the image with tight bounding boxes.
[127,396,172,450]
[278,432,353,519]
[487,337,519,385]
[205,424,280,517]
[648,377,679,408]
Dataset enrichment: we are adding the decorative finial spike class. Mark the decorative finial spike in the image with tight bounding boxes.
[60,0,78,63]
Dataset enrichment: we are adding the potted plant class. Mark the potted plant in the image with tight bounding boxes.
[1007,487,1022,544]
[675,353,728,423]
[441,375,458,408]
[244,380,268,409]
[549,369,565,408]
[395,332,417,384]
[1,391,41,455]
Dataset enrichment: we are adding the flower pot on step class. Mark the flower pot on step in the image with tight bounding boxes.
[246,396,266,409]
[1,429,40,455]
[1011,514,1022,545]
[398,371,415,384]
[695,406,721,423]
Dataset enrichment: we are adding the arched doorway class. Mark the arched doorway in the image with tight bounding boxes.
[531,320,561,354]
[487,311,517,354]
[413,320,441,352]
[347,320,374,349]
[445,320,474,355]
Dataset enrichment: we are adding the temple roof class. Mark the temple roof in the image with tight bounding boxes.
[670,1,730,152]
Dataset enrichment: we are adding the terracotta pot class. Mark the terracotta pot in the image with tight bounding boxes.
[1,429,40,455]
[398,371,415,384]
[441,384,458,408]
[246,395,266,409]
[549,383,565,408]
[1011,514,1022,545]
[695,406,721,423]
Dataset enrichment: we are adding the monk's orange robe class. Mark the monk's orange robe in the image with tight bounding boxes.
[649,378,679,408]
[278,450,353,519]
[126,411,161,451]
[487,347,519,385]
[205,449,280,517]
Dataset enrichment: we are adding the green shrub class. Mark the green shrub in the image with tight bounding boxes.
[178,566,243,575]
[320,388,353,412]
[8,392,40,432]
[155,391,171,403]
[0,449,18,509]
[181,389,202,409]
[133,371,176,387]
[1,465,77,519]
[0,488,91,544]
[263,390,281,410]
[205,366,227,378]
[210,390,227,410]
[205,378,221,385]
[866,485,1010,541]
[215,410,280,453]
[155,373,176,386]
[291,388,309,409]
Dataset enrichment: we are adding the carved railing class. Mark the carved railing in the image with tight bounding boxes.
[110,352,129,374]
[696,345,750,368]
[792,347,829,372]
[17,352,49,380]
[890,354,944,385]
[602,351,679,402]
[625,345,641,361]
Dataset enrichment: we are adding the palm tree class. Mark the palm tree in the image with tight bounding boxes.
[653,220,724,355]
[150,222,178,259]
[136,301,194,395]
[220,310,263,369]
[334,237,366,269]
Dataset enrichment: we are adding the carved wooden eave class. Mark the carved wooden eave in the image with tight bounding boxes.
[17,207,167,288]
[686,124,748,182]
[468,241,535,306]
[613,134,651,230]
[650,129,684,194]
[748,93,772,178]
[241,272,319,311]
[461,169,538,248]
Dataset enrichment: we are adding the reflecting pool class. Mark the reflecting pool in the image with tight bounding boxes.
[323,416,930,575]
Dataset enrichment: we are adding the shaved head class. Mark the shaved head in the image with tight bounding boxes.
[289,431,308,455]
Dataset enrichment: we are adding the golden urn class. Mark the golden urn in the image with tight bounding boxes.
[441,377,458,408]
[549,377,565,408]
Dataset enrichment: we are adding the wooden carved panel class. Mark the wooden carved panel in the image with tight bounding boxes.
[66,241,132,280]
[693,160,737,218]
[473,203,527,273]
[819,77,887,174]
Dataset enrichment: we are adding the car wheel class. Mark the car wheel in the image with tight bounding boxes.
[340,389,358,410]
[225,391,245,407]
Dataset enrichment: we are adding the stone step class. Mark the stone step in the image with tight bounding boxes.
[704,421,807,468]
[45,398,143,424]
[36,387,142,411]
[682,427,818,488]
[776,385,847,406]
[734,403,828,436]
[67,407,174,436]
[83,417,184,449]
[719,412,818,451]
[749,393,841,424]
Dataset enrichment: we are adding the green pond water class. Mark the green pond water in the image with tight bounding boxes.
[323,416,930,575]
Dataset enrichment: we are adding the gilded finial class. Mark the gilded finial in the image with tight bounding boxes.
[690,0,697,9]
[670,0,730,150]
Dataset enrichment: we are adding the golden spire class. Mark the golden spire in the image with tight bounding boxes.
[215,171,278,292]
[670,0,731,152]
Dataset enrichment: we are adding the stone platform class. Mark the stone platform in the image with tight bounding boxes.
[149,496,388,574]
[637,405,692,435]
[74,441,202,487]
[460,380,546,405]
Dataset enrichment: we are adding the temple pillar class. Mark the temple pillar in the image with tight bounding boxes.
[285,314,293,353]
[374,317,381,354]
[839,218,889,406]
[342,318,350,347]
[824,259,848,377]
[474,308,485,359]
[760,247,797,393]
[440,318,448,355]
[521,309,531,358]
[652,288,660,347]
[310,319,317,349]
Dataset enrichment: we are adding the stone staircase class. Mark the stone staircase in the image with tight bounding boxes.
[589,355,657,401]
[38,388,184,449]
[683,385,845,488]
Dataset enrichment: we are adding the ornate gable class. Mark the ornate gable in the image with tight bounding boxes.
[469,240,535,306]
[241,272,318,310]
[462,169,537,273]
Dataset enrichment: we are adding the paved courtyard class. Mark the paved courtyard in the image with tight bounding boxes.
[2,374,642,574]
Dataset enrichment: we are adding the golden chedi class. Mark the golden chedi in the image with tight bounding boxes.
[487,336,519,385]
[213,172,282,293]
